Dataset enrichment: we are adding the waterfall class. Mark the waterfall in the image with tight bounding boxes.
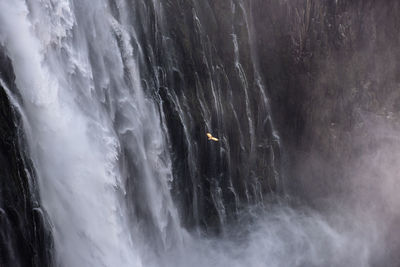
[0,0,182,265]
[1,0,399,266]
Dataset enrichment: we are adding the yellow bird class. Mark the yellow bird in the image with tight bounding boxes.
[206,132,219,142]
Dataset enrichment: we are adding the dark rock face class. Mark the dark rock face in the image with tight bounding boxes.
[0,50,53,267]
[251,0,400,202]
[129,0,400,238]
[132,0,281,233]
[251,1,400,264]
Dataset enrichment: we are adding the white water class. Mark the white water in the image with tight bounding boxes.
[0,0,386,266]
[0,0,181,266]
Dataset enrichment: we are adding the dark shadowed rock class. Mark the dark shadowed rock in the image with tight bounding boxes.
[0,49,53,267]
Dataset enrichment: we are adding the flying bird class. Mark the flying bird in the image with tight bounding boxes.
[206,133,219,142]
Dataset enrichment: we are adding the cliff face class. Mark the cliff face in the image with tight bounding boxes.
[251,0,400,198]
[251,1,400,264]
[0,51,52,267]
[136,0,400,234]
[131,0,281,232]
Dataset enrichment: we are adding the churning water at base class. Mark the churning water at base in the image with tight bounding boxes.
[0,0,389,266]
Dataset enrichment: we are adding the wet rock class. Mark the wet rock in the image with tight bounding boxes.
[0,49,53,267]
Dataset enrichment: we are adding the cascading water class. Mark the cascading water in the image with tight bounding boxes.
[1,0,400,266]
[0,0,182,265]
